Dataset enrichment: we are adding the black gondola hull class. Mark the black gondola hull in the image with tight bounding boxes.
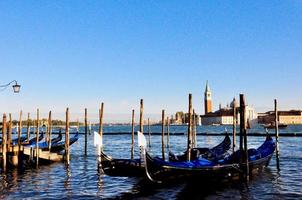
[144,136,276,183]
[100,134,231,177]
[101,152,144,177]
[146,153,273,182]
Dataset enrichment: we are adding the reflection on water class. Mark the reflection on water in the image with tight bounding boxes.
[64,166,71,190]
[0,125,301,199]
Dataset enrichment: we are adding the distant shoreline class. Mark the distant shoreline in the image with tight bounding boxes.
[17,131,302,137]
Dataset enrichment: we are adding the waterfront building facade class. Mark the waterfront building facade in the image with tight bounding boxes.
[258,110,302,124]
[200,109,235,125]
[200,82,257,125]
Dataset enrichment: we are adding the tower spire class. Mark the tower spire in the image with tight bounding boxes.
[204,81,212,114]
[205,80,211,93]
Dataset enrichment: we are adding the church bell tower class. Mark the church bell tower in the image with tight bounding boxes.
[204,81,212,114]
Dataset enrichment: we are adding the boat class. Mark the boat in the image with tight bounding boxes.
[25,132,79,153]
[0,135,28,145]
[169,134,231,162]
[142,133,276,183]
[262,122,287,129]
[48,133,79,152]
[24,132,44,145]
[100,134,232,177]
[11,135,28,145]
[100,151,143,177]
[29,131,63,147]
[50,132,63,144]
[0,133,44,146]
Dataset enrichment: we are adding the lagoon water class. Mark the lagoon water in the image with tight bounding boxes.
[0,125,302,199]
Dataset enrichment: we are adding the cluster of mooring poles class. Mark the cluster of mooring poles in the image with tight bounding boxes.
[1,108,80,172]
[185,94,198,161]
[90,93,281,183]
[96,97,176,170]
[230,95,281,181]
[180,93,281,182]
[1,95,281,177]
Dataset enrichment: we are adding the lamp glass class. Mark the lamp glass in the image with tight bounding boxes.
[12,84,21,93]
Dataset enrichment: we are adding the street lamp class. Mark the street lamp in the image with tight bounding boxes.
[0,80,21,93]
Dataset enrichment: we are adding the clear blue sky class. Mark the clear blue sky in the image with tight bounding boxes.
[0,1,302,122]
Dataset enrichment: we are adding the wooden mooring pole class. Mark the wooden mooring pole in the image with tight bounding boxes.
[17,110,22,164]
[84,108,88,156]
[139,99,144,162]
[97,102,104,171]
[99,102,104,160]
[131,109,135,159]
[18,111,22,150]
[2,114,7,172]
[65,108,70,165]
[8,114,12,145]
[45,116,49,145]
[166,116,170,151]
[8,114,17,167]
[187,94,193,161]
[99,103,104,138]
[139,99,144,133]
[275,99,280,171]
[148,118,151,148]
[36,109,40,168]
[233,98,237,153]
[192,109,197,148]
[48,111,52,151]
[240,94,249,182]
[161,109,165,160]
[27,113,30,143]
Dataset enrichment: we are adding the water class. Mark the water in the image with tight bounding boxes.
[0,125,302,199]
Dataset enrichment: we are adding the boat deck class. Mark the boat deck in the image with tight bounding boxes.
[0,145,63,162]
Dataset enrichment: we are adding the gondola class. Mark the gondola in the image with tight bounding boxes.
[50,132,63,144]
[142,133,276,183]
[25,132,63,150]
[25,132,78,153]
[12,135,28,145]
[100,151,143,177]
[0,135,28,145]
[24,132,44,145]
[100,134,231,177]
[169,133,231,162]
[48,132,79,152]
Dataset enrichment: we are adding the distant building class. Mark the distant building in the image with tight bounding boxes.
[201,103,257,125]
[172,111,201,125]
[246,106,258,126]
[204,81,212,114]
[200,82,257,125]
[258,110,302,124]
[174,111,184,125]
[200,108,235,125]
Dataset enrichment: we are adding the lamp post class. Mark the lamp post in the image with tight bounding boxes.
[0,80,21,93]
